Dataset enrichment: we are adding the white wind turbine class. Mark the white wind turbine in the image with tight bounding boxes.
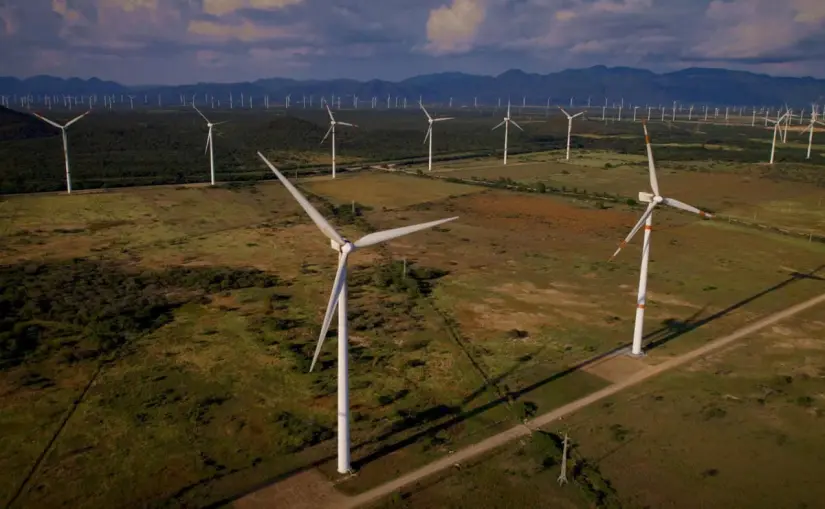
[768,111,789,164]
[420,101,454,172]
[321,104,357,179]
[492,101,523,165]
[257,153,457,474]
[801,111,823,160]
[193,104,228,186]
[610,122,713,357]
[559,108,583,161]
[31,110,90,194]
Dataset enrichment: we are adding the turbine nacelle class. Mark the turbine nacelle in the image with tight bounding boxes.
[330,238,355,254]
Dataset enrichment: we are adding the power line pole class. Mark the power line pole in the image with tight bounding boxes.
[557,433,570,486]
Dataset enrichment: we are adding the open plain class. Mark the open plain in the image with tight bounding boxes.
[1,105,825,509]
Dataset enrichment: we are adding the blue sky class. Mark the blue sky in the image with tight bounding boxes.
[1,0,824,84]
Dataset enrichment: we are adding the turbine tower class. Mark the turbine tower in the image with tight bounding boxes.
[257,153,458,474]
[31,111,90,194]
[767,111,789,164]
[610,122,713,357]
[802,110,823,160]
[560,108,583,161]
[321,104,357,179]
[193,105,228,186]
[492,101,523,165]
[420,101,454,172]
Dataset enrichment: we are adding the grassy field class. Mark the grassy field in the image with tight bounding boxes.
[422,152,825,236]
[555,304,825,509]
[1,169,824,508]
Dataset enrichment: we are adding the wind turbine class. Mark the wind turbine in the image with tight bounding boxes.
[193,104,227,186]
[321,104,357,179]
[31,111,90,194]
[801,111,823,160]
[256,152,457,474]
[559,108,583,161]
[768,111,789,164]
[610,122,713,357]
[492,101,523,165]
[420,101,454,172]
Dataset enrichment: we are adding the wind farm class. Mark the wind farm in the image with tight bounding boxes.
[1,69,825,509]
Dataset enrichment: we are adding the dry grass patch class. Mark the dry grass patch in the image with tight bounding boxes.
[303,172,481,209]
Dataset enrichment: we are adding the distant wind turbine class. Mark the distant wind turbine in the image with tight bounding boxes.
[31,111,90,194]
[560,108,583,161]
[492,101,523,165]
[802,110,823,160]
[420,102,454,172]
[193,104,228,186]
[321,104,357,179]
[767,111,789,164]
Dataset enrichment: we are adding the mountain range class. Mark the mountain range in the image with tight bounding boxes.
[1,66,824,108]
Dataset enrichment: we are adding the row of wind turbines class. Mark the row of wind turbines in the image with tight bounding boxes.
[252,118,713,475]
[23,99,824,195]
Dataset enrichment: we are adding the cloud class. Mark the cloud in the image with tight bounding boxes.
[0,7,19,36]
[424,0,486,55]
[202,0,304,16]
[51,0,85,23]
[690,0,825,62]
[188,18,299,42]
[2,0,824,84]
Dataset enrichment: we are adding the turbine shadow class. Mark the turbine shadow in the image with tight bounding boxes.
[642,264,825,351]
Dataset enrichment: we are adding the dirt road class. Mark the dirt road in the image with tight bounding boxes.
[338,292,825,509]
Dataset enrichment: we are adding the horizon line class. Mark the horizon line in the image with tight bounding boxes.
[2,64,823,88]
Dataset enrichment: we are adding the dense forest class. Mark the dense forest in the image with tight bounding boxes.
[0,105,823,193]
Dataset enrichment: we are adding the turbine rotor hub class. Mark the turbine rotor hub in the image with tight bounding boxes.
[653,195,664,204]
[340,241,354,254]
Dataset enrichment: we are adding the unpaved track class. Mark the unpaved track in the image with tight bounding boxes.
[338,292,825,509]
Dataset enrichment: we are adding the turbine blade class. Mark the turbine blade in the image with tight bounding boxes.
[642,122,661,196]
[31,112,62,129]
[337,122,357,127]
[309,251,349,373]
[492,120,505,130]
[662,197,713,218]
[423,127,431,144]
[354,216,458,249]
[573,112,584,118]
[419,102,431,119]
[560,107,570,117]
[320,125,333,145]
[510,120,524,131]
[212,120,230,126]
[257,152,344,245]
[611,203,656,260]
[325,104,335,121]
[193,104,210,123]
[64,110,90,127]
[434,117,454,122]
[204,131,211,154]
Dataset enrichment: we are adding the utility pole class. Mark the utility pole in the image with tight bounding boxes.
[557,433,570,486]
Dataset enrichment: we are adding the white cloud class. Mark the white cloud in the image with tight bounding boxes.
[424,0,486,55]
[692,0,825,60]
[202,0,303,16]
[188,19,299,42]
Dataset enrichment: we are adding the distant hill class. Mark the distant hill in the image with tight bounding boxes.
[1,66,824,108]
